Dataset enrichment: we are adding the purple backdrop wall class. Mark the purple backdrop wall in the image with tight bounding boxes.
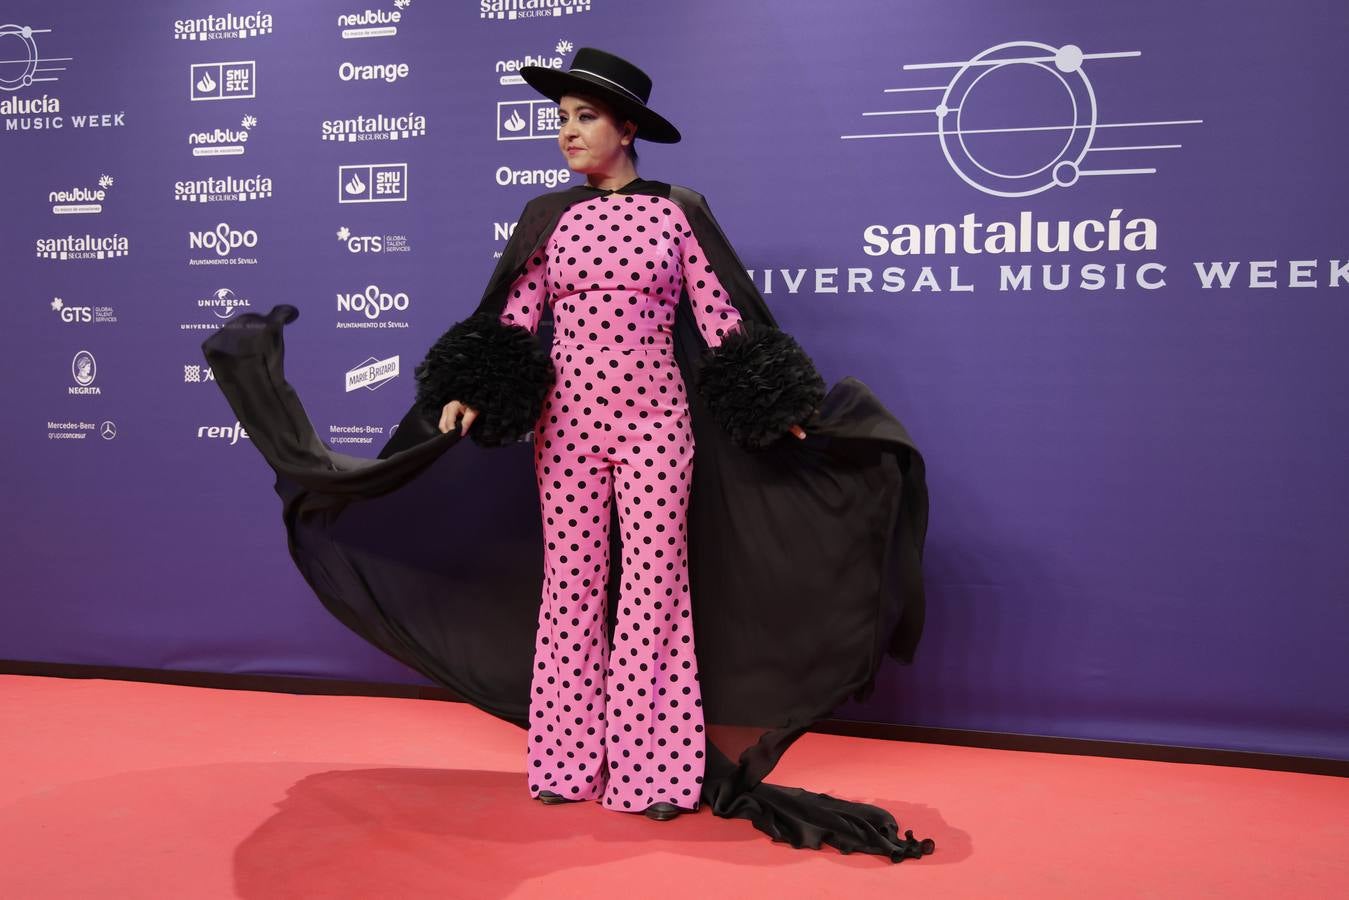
[3,0,1346,761]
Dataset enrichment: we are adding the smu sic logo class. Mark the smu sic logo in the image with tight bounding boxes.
[189,222,258,257]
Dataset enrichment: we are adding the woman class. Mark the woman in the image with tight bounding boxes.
[429,49,812,822]
[203,47,934,861]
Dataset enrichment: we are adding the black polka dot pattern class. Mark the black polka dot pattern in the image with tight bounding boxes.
[501,194,741,812]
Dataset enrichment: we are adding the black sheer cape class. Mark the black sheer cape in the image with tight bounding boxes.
[202,178,934,862]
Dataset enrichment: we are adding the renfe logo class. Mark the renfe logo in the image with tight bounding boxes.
[197,421,250,444]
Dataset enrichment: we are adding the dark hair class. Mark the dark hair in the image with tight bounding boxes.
[624,126,639,165]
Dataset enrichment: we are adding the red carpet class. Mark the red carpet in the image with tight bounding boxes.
[0,673,1343,898]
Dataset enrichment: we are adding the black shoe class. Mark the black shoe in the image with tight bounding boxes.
[642,802,682,821]
[537,790,578,805]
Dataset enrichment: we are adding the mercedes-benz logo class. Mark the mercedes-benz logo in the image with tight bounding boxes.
[99,420,117,440]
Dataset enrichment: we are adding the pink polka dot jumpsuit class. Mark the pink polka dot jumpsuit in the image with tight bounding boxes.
[498,191,744,812]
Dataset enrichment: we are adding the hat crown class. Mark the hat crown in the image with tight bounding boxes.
[565,47,652,105]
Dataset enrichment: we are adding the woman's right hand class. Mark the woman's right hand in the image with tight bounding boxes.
[439,400,479,436]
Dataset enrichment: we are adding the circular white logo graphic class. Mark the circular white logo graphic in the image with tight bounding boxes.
[100,420,117,440]
[72,350,97,386]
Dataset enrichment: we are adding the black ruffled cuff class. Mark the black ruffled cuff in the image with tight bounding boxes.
[413,310,555,447]
[694,321,825,449]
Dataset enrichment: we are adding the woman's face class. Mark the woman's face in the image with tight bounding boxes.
[557,93,635,174]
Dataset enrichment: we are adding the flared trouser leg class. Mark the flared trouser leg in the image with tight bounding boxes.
[525,392,706,811]
[600,433,705,812]
[526,447,614,801]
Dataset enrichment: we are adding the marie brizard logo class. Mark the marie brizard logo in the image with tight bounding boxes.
[841,41,1203,197]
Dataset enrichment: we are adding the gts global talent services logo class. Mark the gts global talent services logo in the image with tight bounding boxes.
[339,1,412,39]
[189,114,257,157]
[173,11,274,41]
[174,173,273,203]
[51,296,117,325]
[190,61,256,101]
[335,225,412,255]
[50,174,114,215]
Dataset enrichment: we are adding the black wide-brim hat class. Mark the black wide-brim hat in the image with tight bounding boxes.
[520,47,681,144]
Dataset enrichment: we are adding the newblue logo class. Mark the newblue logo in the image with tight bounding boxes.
[338,2,409,39]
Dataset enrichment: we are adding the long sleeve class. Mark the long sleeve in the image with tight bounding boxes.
[673,189,826,450]
[499,247,548,335]
[411,201,557,447]
[676,217,743,349]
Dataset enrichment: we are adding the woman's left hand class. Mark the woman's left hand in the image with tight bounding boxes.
[789,424,806,440]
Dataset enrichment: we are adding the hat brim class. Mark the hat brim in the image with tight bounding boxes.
[519,66,681,144]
